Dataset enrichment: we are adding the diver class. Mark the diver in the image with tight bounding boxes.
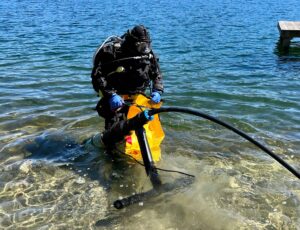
[91,25,164,138]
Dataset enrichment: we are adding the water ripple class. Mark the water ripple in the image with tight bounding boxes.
[1,0,300,228]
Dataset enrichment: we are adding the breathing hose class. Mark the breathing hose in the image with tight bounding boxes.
[148,106,300,180]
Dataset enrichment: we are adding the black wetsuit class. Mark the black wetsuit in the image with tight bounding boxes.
[91,38,164,129]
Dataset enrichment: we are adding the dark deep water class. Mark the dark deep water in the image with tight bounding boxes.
[0,0,300,229]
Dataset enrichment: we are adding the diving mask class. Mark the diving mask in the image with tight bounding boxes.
[135,41,151,54]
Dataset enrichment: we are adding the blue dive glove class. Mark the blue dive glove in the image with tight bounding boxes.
[109,93,124,111]
[150,91,161,103]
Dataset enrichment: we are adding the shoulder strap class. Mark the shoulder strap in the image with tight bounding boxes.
[92,36,123,66]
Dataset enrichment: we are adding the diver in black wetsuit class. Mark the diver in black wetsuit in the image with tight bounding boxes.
[91,25,164,130]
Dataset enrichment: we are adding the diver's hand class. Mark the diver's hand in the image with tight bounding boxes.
[109,93,124,111]
[150,91,161,103]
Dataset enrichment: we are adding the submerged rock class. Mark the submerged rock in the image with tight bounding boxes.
[19,160,32,174]
[75,177,86,184]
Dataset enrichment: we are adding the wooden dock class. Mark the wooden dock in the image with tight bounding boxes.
[278,21,300,49]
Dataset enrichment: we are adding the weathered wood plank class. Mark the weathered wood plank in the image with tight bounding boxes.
[278,21,300,31]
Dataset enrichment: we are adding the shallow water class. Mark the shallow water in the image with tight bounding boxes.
[1,0,300,229]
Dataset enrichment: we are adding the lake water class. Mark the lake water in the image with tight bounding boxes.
[0,0,300,229]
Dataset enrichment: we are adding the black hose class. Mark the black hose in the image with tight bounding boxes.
[149,106,300,180]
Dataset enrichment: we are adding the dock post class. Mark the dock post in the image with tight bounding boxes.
[279,36,291,50]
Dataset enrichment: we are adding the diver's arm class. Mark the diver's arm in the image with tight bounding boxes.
[92,64,118,97]
[91,66,102,94]
[91,46,117,97]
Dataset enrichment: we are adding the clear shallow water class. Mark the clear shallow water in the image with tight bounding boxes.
[0,0,300,229]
